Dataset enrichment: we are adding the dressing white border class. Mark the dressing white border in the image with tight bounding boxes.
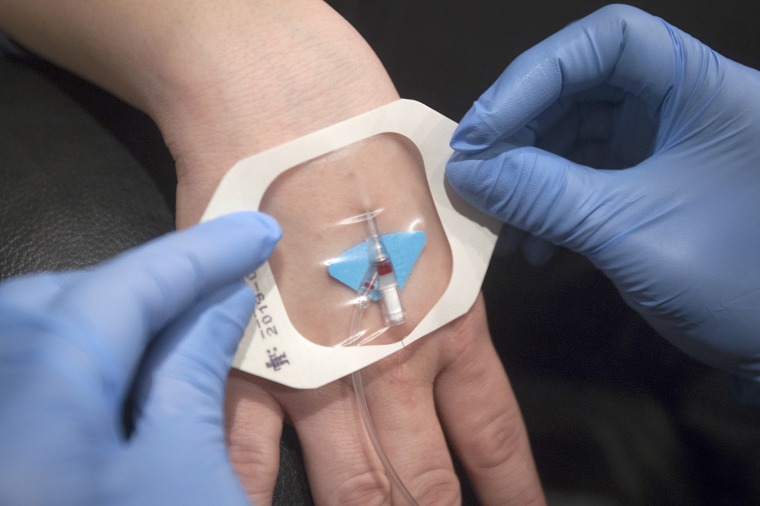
[202,100,500,388]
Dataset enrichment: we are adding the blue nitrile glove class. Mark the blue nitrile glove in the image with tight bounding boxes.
[0,211,281,504]
[446,5,760,403]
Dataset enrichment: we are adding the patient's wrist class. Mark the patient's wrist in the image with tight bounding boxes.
[144,1,398,227]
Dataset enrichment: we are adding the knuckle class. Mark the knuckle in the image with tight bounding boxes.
[327,467,461,506]
[227,438,279,502]
[468,408,527,472]
[410,467,461,506]
[327,469,391,506]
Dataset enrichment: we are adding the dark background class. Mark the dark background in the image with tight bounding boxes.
[2,2,760,504]
[328,3,760,504]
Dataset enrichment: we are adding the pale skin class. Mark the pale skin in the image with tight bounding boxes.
[0,1,545,504]
[261,133,452,346]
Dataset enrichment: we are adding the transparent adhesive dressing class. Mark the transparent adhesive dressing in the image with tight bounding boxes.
[200,100,501,504]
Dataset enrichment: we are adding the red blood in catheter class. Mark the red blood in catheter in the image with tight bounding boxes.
[375,259,393,276]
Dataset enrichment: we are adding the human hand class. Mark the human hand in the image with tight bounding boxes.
[0,2,545,500]
[224,134,544,505]
[0,212,280,505]
[226,296,544,505]
[446,5,760,397]
[143,4,540,502]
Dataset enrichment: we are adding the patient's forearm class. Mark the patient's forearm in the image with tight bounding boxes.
[0,0,398,225]
[0,0,395,117]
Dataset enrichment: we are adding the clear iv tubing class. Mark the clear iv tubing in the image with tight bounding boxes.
[348,275,419,506]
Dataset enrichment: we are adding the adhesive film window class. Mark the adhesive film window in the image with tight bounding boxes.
[260,133,453,347]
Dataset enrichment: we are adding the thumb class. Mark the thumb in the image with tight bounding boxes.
[446,144,609,254]
[108,284,254,505]
[131,282,255,427]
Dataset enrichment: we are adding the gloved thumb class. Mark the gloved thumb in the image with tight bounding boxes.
[130,281,255,428]
[446,144,607,254]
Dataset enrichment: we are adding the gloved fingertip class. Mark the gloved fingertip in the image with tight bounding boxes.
[446,142,515,198]
[218,211,282,242]
[444,154,477,193]
[256,211,283,240]
[450,124,494,154]
[214,211,282,269]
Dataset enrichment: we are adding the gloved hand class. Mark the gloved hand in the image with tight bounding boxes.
[0,211,280,504]
[446,5,760,402]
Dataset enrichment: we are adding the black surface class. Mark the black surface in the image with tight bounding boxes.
[0,59,174,278]
[4,2,760,504]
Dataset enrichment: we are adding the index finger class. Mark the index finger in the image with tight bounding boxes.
[451,4,676,153]
[55,211,280,402]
